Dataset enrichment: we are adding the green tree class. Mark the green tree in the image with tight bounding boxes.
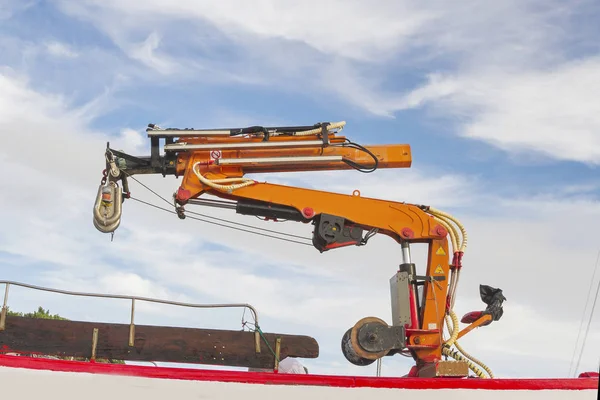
[7,306,67,320]
[6,306,124,364]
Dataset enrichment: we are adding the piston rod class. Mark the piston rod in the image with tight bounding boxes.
[401,241,411,264]
[187,198,238,210]
[147,128,231,137]
[164,140,325,152]
[216,155,343,166]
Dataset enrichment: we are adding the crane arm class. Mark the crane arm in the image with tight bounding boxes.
[93,120,504,378]
[174,178,453,367]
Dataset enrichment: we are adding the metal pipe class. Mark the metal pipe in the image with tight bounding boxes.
[147,129,231,138]
[216,155,343,166]
[401,241,412,264]
[2,283,8,309]
[91,328,99,360]
[400,242,419,329]
[376,358,382,377]
[187,198,237,210]
[164,140,324,152]
[147,123,325,138]
[254,331,261,353]
[274,338,281,371]
[129,299,135,347]
[0,283,8,331]
[0,280,259,328]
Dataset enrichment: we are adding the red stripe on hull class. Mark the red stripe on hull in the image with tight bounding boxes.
[0,355,597,390]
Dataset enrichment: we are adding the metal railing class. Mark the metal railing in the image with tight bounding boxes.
[0,280,260,347]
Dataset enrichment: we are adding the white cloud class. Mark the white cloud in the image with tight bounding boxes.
[116,128,147,154]
[0,69,112,183]
[454,299,600,378]
[397,58,600,165]
[57,0,435,62]
[52,1,434,115]
[53,0,600,164]
[44,41,79,58]
[0,0,36,20]
[126,32,181,75]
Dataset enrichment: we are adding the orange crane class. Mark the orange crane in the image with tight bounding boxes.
[93,120,506,378]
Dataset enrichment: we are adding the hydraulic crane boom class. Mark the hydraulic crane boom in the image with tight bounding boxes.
[93,121,505,378]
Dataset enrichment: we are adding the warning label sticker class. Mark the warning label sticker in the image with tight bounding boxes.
[434,265,444,274]
[435,246,446,256]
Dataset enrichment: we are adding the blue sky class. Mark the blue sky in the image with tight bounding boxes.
[1,0,600,379]
[3,0,599,198]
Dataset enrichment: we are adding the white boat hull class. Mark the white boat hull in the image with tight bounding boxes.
[1,355,597,400]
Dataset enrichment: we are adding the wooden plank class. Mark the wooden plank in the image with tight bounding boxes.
[0,316,319,369]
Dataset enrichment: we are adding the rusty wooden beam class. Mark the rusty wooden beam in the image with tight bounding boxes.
[0,316,319,369]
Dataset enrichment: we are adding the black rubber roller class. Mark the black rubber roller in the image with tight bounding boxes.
[341,328,376,366]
